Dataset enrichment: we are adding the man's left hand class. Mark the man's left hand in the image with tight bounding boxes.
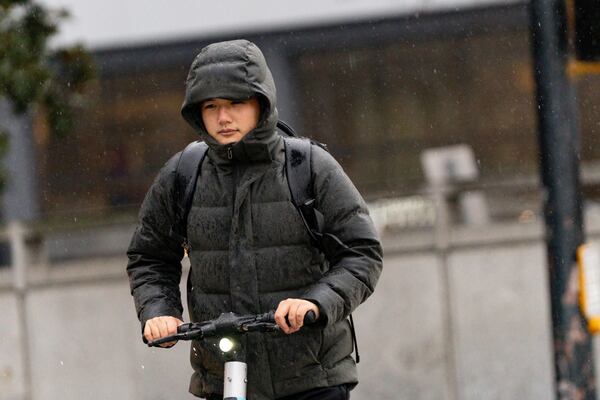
[274,298,320,334]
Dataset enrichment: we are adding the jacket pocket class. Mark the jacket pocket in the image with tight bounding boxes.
[265,328,323,380]
[318,320,354,369]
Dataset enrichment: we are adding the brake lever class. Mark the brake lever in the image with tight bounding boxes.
[147,333,186,347]
[147,324,205,347]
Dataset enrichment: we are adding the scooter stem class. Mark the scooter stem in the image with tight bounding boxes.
[223,361,247,400]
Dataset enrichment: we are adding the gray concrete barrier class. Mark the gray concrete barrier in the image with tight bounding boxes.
[3,220,600,399]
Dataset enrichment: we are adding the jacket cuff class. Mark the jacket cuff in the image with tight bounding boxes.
[139,302,183,333]
[302,283,345,326]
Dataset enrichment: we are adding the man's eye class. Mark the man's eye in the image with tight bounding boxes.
[203,103,216,110]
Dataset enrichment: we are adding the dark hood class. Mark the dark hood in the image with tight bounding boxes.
[181,39,279,163]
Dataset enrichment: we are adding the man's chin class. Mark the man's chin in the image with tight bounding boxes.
[216,133,248,145]
[217,138,238,145]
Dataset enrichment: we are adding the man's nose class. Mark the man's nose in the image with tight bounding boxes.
[217,107,232,124]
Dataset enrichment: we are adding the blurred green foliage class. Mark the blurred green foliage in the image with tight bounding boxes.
[0,0,95,190]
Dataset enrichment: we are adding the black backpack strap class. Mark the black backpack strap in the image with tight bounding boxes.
[282,135,361,363]
[283,136,325,246]
[349,314,360,363]
[277,120,298,137]
[170,140,209,252]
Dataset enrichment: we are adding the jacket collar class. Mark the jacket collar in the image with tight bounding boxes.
[206,132,282,166]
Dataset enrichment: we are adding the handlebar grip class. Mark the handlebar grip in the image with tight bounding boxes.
[177,323,193,333]
[304,310,318,325]
[271,309,318,327]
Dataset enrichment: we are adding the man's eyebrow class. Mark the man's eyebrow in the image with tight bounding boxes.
[200,99,216,107]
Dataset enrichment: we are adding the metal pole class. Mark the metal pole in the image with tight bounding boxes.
[0,99,40,221]
[432,183,459,400]
[9,222,32,400]
[530,0,596,398]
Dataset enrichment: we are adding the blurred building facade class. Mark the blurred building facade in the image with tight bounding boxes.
[26,0,600,228]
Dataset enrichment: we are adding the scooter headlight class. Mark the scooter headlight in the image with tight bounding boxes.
[219,337,235,353]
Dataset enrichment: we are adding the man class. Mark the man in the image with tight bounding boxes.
[127,39,383,400]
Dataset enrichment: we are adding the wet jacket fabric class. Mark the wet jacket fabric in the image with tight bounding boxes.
[127,39,383,400]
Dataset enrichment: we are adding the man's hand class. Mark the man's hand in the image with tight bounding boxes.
[275,298,320,334]
[144,316,184,347]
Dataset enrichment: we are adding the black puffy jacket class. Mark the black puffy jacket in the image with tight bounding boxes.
[127,39,383,399]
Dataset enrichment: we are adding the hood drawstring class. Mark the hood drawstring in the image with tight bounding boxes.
[227,146,233,160]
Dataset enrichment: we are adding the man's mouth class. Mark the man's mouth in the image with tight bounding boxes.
[218,129,237,136]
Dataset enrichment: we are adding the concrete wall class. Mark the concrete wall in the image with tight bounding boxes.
[1,221,599,400]
[0,294,25,400]
[353,230,555,400]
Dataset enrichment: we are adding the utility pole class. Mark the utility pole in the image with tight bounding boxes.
[529,0,596,398]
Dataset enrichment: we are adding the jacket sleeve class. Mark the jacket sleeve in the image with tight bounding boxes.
[301,145,383,325]
[126,153,185,331]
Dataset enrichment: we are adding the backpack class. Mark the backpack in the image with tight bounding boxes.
[168,120,360,362]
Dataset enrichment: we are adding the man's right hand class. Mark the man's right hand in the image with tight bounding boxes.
[144,316,184,348]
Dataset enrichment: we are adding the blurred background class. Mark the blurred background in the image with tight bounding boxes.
[2,0,600,399]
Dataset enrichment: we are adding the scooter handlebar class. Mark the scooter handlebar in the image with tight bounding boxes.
[264,309,318,326]
[147,309,319,347]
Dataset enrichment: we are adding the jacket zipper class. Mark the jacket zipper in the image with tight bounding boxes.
[232,161,240,213]
[182,238,190,257]
[229,145,238,212]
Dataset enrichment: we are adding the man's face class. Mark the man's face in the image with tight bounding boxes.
[200,97,261,145]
